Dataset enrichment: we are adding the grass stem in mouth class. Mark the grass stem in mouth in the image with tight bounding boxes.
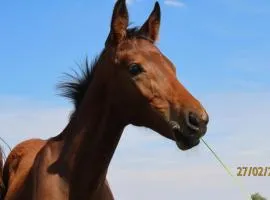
[201,138,253,200]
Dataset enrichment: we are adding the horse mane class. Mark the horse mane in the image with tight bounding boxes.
[58,57,98,111]
[58,27,152,115]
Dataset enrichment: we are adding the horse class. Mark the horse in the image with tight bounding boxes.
[0,0,209,199]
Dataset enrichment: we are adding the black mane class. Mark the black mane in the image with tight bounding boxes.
[58,57,98,111]
[58,27,153,113]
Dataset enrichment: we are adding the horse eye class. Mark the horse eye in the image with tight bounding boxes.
[129,63,144,76]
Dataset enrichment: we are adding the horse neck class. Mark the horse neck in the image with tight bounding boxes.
[59,70,125,199]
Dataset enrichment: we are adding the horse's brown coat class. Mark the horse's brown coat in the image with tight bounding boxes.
[0,1,209,199]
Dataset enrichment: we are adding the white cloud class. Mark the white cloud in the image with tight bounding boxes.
[1,92,270,199]
[164,0,185,8]
[109,92,270,199]
[0,96,70,150]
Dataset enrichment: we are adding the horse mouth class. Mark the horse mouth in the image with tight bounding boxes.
[169,121,201,151]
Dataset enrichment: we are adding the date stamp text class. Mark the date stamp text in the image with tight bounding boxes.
[237,167,270,176]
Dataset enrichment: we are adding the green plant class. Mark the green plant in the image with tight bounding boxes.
[251,193,267,200]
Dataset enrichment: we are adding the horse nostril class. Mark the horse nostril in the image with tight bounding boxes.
[186,111,209,132]
[186,112,201,131]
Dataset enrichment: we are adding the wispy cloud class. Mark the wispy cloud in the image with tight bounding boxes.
[0,96,70,150]
[1,92,270,199]
[164,0,185,8]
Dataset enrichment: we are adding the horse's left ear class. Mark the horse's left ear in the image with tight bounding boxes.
[139,2,161,43]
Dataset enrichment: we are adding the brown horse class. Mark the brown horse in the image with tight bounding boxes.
[0,0,209,199]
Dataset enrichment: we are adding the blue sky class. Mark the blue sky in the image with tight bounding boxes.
[1,0,269,99]
[0,0,270,199]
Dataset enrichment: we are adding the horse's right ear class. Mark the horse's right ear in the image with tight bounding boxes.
[105,0,129,47]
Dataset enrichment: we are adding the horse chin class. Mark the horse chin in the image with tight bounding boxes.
[169,121,200,151]
[175,137,200,151]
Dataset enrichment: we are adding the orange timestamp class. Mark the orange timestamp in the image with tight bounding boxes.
[237,166,270,176]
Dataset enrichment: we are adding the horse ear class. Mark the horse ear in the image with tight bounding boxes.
[139,2,161,43]
[105,0,129,46]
